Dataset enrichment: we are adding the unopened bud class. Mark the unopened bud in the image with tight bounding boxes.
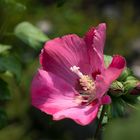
[130,82,140,95]
[110,81,124,97]
[118,68,132,81]
[124,76,139,94]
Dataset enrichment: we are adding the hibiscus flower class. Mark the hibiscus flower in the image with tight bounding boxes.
[31,23,126,125]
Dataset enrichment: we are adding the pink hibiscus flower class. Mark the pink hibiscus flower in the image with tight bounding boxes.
[31,23,126,125]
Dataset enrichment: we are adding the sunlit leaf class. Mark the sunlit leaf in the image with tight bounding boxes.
[0,44,11,54]
[104,55,112,68]
[14,22,49,49]
[0,0,26,11]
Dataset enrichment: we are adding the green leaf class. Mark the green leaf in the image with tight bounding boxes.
[104,55,112,68]
[122,94,138,104]
[0,44,11,54]
[0,78,11,101]
[0,108,7,129]
[118,68,132,82]
[109,98,125,118]
[0,56,21,81]
[138,96,140,101]
[14,22,49,49]
[123,76,139,94]
[0,0,26,11]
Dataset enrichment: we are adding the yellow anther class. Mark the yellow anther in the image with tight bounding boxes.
[79,75,95,91]
[70,66,95,92]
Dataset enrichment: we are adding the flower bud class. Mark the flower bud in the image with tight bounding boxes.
[124,76,140,94]
[110,81,124,97]
[130,82,140,95]
[118,68,132,81]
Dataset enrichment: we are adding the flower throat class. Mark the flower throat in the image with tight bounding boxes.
[70,66,96,104]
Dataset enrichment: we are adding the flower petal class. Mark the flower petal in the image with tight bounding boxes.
[94,55,125,99]
[53,104,99,126]
[84,23,106,73]
[40,34,90,86]
[84,23,106,55]
[104,55,126,85]
[101,95,111,104]
[31,69,78,115]
[95,75,109,98]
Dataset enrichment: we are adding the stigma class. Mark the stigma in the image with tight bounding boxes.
[70,66,83,78]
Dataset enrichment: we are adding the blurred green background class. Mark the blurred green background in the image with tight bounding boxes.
[0,0,140,140]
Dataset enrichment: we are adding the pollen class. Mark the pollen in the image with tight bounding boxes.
[70,66,95,92]
[79,75,95,91]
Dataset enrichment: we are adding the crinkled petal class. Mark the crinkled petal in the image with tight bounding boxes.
[104,55,126,85]
[84,23,106,73]
[53,103,99,126]
[84,23,106,54]
[31,69,78,115]
[40,34,90,86]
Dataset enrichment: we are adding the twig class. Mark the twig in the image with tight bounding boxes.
[94,105,106,140]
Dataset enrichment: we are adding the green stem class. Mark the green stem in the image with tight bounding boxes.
[94,105,106,140]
